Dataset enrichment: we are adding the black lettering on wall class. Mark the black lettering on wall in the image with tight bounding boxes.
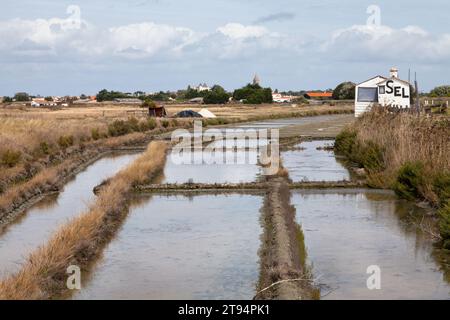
[402,87,409,98]
[386,80,394,94]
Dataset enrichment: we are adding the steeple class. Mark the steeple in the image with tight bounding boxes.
[252,74,260,86]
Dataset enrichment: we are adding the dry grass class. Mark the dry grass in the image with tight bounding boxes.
[0,133,148,220]
[0,141,167,300]
[337,108,449,204]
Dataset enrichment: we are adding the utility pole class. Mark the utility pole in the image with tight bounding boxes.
[414,72,420,113]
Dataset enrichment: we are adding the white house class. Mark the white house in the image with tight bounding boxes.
[272,93,294,103]
[193,83,211,92]
[355,68,411,117]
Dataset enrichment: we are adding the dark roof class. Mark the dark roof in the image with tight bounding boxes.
[176,110,202,118]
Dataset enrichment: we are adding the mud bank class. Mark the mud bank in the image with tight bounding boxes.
[257,176,317,300]
[135,180,365,194]
[0,135,151,228]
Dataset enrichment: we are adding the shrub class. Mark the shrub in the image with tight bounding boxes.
[335,129,384,171]
[353,140,385,171]
[203,118,218,126]
[57,135,74,148]
[393,162,425,201]
[91,128,101,140]
[147,118,157,130]
[108,120,132,137]
[438,203,450,249]
[1,149,21,167]
[335,129,357,156]
[433,172,450,207]
[161,120,170,128]
[39,142,51,155]
[127,117,140,132]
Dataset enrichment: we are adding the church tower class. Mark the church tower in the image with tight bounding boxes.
[252,74,261,86]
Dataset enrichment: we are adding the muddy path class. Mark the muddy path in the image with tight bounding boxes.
[256,176,318,300]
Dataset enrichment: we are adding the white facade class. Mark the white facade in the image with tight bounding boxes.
[355,68,411,117]
[272,93,293,103]
[193,83,211,92]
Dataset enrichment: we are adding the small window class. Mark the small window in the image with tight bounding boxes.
[379,86,385,94]
[357,87,378,102]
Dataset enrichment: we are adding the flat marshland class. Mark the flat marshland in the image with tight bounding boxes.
[0,103,351,222]
[0,141,168,299]
[0,102,353,299]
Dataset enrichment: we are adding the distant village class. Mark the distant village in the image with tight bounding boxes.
[1,71,449,117]
[0,74,334,107]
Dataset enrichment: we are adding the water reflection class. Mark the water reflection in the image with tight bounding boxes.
[163,149,262,184]
[282,140,350,182]
[291,189,450,299]
[74,194,263,300]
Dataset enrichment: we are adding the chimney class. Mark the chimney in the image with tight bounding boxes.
[390,67,399,78]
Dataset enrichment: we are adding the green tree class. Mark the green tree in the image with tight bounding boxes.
[429,85,450,97]
[44,96,53,101]
[203,85,230,104]
[2,96,12,103]
[332,82,356,100]
[96,89,129,102]
[14,92,30,102]
[233,84,272,104]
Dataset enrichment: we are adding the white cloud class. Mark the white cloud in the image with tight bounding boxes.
[0,17,199,60]
[323,24,450,63]
[109,22,198,57]
[0,16,298,62]
[217,23,269,39]
[201,23,292,59]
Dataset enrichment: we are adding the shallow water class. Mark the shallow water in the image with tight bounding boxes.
[291,189,450,300]
[74,194,263,300]
[0,153,140,276]
[282,140,350,182]
[162,148,262,184]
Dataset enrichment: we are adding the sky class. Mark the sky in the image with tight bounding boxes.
[0,0,449,96]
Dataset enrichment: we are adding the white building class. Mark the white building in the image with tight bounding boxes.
[272,93,294,103]
[193,83,211,92]
[355,68,411,117]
